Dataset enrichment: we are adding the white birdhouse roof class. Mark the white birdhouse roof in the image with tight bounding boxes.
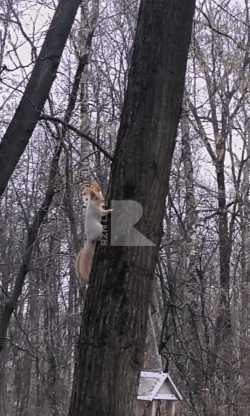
[137,371,183,402]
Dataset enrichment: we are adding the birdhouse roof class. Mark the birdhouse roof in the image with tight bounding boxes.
[137,371,183,402]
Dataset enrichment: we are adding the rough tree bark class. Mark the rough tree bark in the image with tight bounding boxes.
[68,0,196,415]
[0,0,82,197]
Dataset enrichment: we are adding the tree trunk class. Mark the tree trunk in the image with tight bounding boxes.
[181,107,204,397]
[0,0,82,197]
[188,45,232,371]
[214,138,232,372]
[79,0,100,244]
[143,307,162,372]
[44,251,60,416]
[240,119,250,379]
[68,0,195,415]
[0,141,62,354]
[0,37,90,355]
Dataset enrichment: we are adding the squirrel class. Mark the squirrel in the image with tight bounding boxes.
[75,182,113,286]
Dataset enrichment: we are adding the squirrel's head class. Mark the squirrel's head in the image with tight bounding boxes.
[83,182,102,198]
[91,181,102,194]
[89,189,104,205]
[83,184,104,205]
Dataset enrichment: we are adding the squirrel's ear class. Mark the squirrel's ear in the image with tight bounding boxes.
[90,189,97,199]
[83,187,91,196]
[92,181,101,193]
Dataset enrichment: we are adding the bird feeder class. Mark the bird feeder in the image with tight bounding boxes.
[136,371,182,416]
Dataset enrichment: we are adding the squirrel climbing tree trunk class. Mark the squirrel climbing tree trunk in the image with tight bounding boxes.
[68,0,196,415]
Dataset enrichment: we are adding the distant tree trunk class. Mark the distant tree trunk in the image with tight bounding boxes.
[240,119,250,379]
[17,285,36,416]
[79,0,91,242]
[0,0,82,197]
[215,135,232,350]
[181,108,198,300]
[182,106,211,413]
[20,355,32,416]
[68,0,195,415]
[181,108,203,389]
[0,140,62,355]
[188,75,232,375]
[44,255,60,416]
[67,264,78,387]
[78,0,100,243]
[0,247,9,414]
[0,349,7,415]
[143,306,162,372]
[150,279,164,354]
[0,39,90,355]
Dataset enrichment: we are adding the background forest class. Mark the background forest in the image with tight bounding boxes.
[0,0,249,415]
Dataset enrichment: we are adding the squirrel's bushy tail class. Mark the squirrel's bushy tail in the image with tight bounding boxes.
[75,240,96,285]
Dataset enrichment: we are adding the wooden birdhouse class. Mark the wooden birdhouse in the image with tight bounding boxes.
[136,371,182,416]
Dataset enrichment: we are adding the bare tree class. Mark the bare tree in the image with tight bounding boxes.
[68,0,195,415]
[0,0,82,197]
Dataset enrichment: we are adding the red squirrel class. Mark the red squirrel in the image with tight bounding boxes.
[75,182,113,286]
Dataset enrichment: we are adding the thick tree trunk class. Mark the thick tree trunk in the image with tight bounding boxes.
[68,0,195,415]
[0,0,82,197]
